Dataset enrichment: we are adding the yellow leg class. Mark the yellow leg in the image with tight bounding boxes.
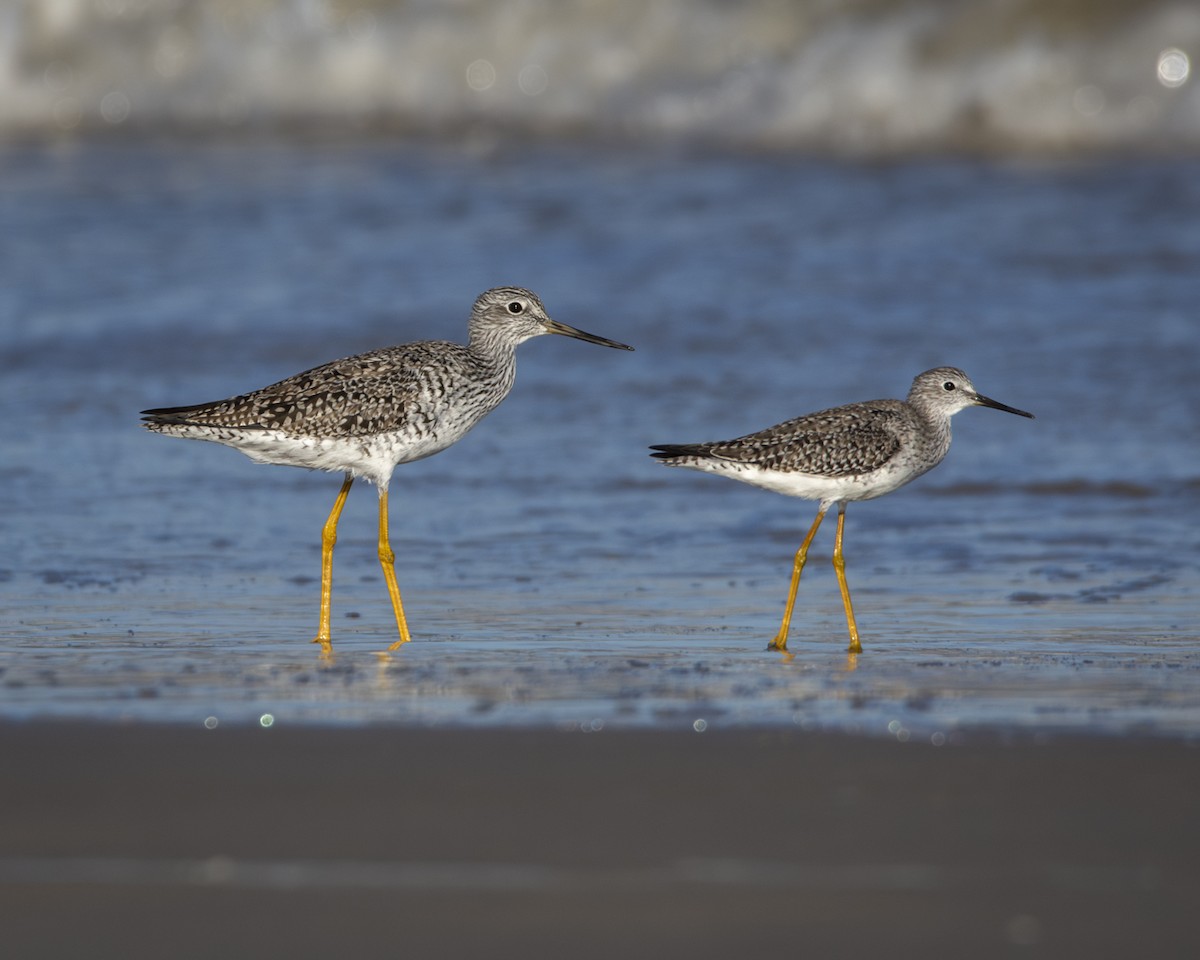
[379,488,413,651]
[768,507,827,652]
[313,474,354,650]
[832,504,863,654]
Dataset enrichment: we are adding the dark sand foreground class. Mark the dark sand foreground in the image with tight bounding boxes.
[2,723,1198,958]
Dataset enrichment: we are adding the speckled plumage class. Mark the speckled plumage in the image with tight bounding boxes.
[651,367,1033,653]
[142,287,631,488]
[142,286,633,651]
[141,339,518,487]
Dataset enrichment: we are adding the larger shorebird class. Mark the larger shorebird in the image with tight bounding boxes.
[651,367,1033,653]
[142,286,633,652]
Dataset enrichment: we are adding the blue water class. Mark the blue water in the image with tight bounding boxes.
[1,140,1198,738]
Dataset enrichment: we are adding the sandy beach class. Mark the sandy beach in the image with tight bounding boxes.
[2,722,1197,958]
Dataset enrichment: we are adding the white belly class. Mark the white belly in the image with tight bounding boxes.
[201,425,472,489]
[682,458,931,505]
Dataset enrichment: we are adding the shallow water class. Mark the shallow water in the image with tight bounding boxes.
[2,140,1198,738]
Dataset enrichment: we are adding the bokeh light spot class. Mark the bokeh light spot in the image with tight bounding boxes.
[466,59,496,92]
[1157,48,1190,88]
[518,64,548,96]
[100,91,131,124]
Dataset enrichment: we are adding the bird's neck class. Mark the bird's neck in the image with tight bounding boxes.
[922,412,954,462]
[909,399,955,460]
[467,325,521,364]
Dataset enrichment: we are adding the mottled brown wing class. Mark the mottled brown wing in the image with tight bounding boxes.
[142,341,467,437]
[702,403,906,477]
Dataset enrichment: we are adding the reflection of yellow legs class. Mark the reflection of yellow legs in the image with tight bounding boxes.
[832,504,862,654]
[313,474,354,651]
[768,507,828,652]
[380,488,413,651]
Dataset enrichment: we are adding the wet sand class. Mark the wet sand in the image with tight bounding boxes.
[2,722,1197,958]
[3,142,1199,956]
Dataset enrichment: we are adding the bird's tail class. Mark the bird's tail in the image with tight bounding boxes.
[649,443,710,462]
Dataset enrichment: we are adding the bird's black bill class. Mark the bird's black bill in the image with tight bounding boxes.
[975,394,1034,419]
[545,319,634,351]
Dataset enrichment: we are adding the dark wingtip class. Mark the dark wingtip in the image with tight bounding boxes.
[140,406,192,425]
[141,404,190,418]
[649,443,700,460]
[140,405,238,429]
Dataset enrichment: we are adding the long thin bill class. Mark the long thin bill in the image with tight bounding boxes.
[975,393,1034,419]
[545,319,634,351]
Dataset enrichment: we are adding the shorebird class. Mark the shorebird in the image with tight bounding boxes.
[651,367,1033,652]
[142,286,633,652]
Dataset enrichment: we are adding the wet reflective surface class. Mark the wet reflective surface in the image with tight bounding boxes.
[2,141,1198,738]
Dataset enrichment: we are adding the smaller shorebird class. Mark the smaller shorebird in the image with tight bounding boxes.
[651,367,1033,653]
[142,286,632,652]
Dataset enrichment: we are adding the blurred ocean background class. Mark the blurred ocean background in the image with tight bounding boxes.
[4,0,1200,152]
[1,0,1198,738]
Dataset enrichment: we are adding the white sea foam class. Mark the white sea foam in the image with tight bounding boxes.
[2,0,1199,152]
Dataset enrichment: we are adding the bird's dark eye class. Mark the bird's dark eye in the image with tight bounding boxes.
[943,381,956,391]
[507,301,524,315]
